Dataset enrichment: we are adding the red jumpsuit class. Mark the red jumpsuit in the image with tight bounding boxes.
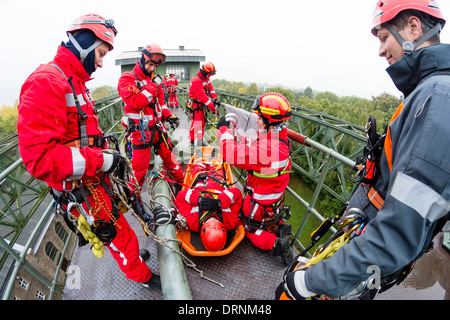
[17,46,153,283]
[118,63,183,186]
[165,75,178,108]
[175,163,242,232]
[188,71,218,143]
[217,126,291,251]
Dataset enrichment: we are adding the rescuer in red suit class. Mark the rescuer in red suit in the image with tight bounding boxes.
[216,92,294,265]
[166,72,179,108]
[17,14,161,289]
[117,44,183,190]
[188,62,221,146]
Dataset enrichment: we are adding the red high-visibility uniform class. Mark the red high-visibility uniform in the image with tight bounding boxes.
[118,63,183,186]
[217,126,291,250]
[165,75,179,107]
[175,163,242,232]
[17,46,152,283]
[188,71,218,143]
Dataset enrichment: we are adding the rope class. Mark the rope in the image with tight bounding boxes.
[107,154,225,288]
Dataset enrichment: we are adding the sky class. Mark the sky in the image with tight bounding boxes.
[1,0,450,107]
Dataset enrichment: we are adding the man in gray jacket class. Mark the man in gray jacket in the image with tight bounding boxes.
[277,0,450,299]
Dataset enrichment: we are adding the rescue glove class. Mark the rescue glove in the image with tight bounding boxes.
[213,98,221,108]
[216,116,230,130]
[198,196,222,212]
[275,257,315,300]
[167,116,180,129]
[101,150,123,175]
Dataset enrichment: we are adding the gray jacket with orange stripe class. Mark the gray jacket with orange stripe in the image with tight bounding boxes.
[302,43,450,298]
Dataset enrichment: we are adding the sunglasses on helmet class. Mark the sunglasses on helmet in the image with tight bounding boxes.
[142,49,166,65]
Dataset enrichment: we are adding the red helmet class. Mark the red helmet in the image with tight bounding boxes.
[201,217,227,251]
[67,14,117,50]
[371,0,445,36]
[142,44,166,65]
[201,62,217,75]
[252,92,292,124]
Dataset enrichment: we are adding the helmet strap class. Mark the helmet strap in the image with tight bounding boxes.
[68,32,102,64]
[385,22,443,55]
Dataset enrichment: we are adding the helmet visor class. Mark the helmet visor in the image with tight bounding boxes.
[251,95,261,112]
[142,49,166,65]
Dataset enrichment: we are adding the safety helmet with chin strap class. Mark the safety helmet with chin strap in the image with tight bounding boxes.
[252,92,292,129]
[371,0,446,55]
[200,62,217,76]
[67,14,118,64]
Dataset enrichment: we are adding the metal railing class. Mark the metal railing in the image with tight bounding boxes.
[0,90,364,299]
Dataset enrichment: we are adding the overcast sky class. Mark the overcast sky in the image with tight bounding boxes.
[1,0,450,107]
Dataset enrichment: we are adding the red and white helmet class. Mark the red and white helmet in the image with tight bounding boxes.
[201,217,227,251]
[67,14,117,50]
[142,44,166,65]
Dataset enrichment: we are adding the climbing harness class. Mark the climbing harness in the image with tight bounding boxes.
[353,116,385,187]
[108,157,226,288]
[283,206,368,300]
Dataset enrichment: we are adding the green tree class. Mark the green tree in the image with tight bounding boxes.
[263,86,296,104]
[0,101,19,135]
[315,91,339,103]
[302,86,314,99]
[92,85,116,100]
[245,83,260,95]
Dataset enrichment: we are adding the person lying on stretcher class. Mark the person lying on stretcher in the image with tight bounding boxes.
[174,161,243,251]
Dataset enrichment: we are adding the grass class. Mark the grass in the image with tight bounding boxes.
[285,174,337,256]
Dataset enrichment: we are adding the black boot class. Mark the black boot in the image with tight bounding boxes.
[139,249,150,262]
[141,274,162,290]
[275,223,292,238]
[273,237,294,266]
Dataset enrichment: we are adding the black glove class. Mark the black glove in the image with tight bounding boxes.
[167,116,180,129]
[197,196,221,211]
[275,259,312,300]
[213,98,221,108]
[216,116,230,130]
[102,150,123,175]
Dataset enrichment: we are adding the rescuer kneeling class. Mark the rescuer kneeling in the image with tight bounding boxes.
[216,93,294,265]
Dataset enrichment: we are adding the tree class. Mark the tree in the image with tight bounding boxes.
[302,86,314,99]
[263,86,296,104]
[245,83,260,95]
[315,91,339,103]
[0,101,19,135]
[92,85,116,100]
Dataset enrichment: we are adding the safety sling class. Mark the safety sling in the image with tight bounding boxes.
[127,71,173,153]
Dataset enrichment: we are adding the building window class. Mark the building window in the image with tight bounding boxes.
[36,290,46,300]
[55,222,68,242]
[45,242,59,262]
[18,278,29,290]
[166,64,190,81]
